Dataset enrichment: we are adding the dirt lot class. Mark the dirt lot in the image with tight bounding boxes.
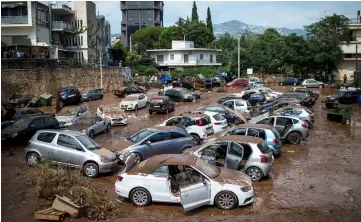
[2,85,361,222]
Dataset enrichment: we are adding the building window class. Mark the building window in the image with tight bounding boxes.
[200,54,203,60]
[157,55,164,63]
[81,36,83,46]
[210,54,213,63]
[170,54,174,60]
[78,36,80,46]
[80,20,83,30]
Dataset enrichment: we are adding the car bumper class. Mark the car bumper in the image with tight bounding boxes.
[269,145,282,156]
[257,162,273,177]
[98,161,118,173]
[121,106,136,110]
[237,187,255,206]
[115,180,130,199]
[149,107,167,112]
[111,118,128,126]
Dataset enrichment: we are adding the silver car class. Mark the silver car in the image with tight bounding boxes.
[248,114,309,144]
[25,129,118,178]
[66,116,111,138]
[184,135,274,182]
[82,88,103,101]
[273,106,315,128]
[301,79,324,88]
[115,126,197,162]
[55,106,90,127]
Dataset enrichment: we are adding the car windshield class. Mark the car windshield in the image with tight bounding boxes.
[124,95,138,101]
[151,99,164,104]
[129,129,154,143]
[11,118,32,128]
[58,108,76,116]
[76,135,100,150]
[213,114,225,121]
[337,91,347,96]
[193,158,220,179]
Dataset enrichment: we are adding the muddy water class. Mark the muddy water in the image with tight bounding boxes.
[3,86,361,221]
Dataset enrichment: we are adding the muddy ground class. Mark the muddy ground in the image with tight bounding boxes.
[2,85,361,222]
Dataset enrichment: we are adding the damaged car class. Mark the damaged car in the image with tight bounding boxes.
[55,106,90,127]
[66,116,111,138]
[115,153,254,211]
[96,105,128,126]
[184,135,274,181]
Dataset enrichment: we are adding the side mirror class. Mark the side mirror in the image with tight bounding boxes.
[76,146,83,151]
[29,125,35,129]
[146,140,151,145]
[77,113,82,116]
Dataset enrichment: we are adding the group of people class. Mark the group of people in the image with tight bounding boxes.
[2,48,49,59]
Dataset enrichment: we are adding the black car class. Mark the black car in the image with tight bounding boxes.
[260,100,302,114]
[325,91,361,104]
[8,94,33,108]
[172,78,195,91]
[292,88,318,101]
[279,77,301,86]
[164,88,194,102]
[1,115,59,143]
[200,106,244,125]
[2,107,53,127]
[279,92,314,106]
[149,96,176,114]
[58,87,83,109]
[114,86,146,97]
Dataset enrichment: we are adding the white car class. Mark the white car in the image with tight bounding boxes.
[55,106,90,127]
[158,113,214,145]
[259,87,283,98]
[204,111,228,133]
[96,105,128,126]
[221,99,253,113]
[115,153,254,211]
[248,77,260,88]
[119,93,149,111]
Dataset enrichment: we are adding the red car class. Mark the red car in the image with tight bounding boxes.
[226,78,248,87]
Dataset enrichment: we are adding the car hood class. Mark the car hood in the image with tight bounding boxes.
[92,148,116,160]
[56,116,75,123]
[1,125,24,136]
[120,100,137,106]
[326,95,338,99]
[214,167,252,187]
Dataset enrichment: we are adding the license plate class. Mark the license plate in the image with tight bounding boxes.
[153,106,160,108]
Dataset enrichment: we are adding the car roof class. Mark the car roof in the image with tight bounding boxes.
[36,129,82,136]
[180,112,208,118]
[276,105,303,110]
[148,126,184,131]
[127,154,197,174]
[21,115,53,120]
[231,124,274,130]
[215,135,263,143]
[127,93,143,96]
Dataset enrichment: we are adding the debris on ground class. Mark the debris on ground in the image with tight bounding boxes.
[34,208,68,221]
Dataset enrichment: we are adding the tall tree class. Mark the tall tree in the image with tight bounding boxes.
[191,1,199,22]
[131,26,164,54]
[206,7,213,35]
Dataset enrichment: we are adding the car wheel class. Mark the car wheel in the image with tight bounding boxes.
[89,97,92,101]
[191,134,201,145]
[149,110,153,114]
[26,153,40,166]
[89,130,95,138]
[234,118,242,125]
[100,95,104,99]
[287,132,302,144]
[59,101,64,109]
[246,167,264,182]
[130,188,151,207]
[83,162,99,178]
[146,101,150,107]
[319,85,323,88]
[135,105,138,111]
[215,191,238,210]
[134,152,142,162]
[105,123,111,132]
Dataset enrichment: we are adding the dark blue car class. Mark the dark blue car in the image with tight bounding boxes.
[358,95,361,105]
[242,92,266,106]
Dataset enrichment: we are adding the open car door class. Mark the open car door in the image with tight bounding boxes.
[225,142,244,170]
[180,176,211,211]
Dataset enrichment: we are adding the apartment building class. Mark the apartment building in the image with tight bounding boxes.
[96,15,111,66]
[120,1,164,47]
[1,1,109,66]
[337,10,361,82]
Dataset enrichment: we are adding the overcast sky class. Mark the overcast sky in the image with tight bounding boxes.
[94,1,360,34]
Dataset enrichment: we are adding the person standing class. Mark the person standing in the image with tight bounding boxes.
[343,74,347,84]
[328,73,332,85]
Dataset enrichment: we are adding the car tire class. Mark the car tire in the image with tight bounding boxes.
[105,123,111,132]
[83,162,99,178]
[287,132,302,144]
[215,191,238,210]
[89,97,92,101]
[319,85,323,88]
[135,105,138,111]
[149,110,153,114]
[130,188,152,207]
[234,118,242,125]
[26,152,40,166]
[191,134,201,145]
[89,130,95,138]
[246,166,264,182]
[134,152,142,162]
[100,95,104,99]
[146,101,150,107]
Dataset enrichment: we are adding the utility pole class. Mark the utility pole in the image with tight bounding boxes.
[238,37,240,78]
[356,44,359,86]
[129,35,132,52]
[100,51,103,89]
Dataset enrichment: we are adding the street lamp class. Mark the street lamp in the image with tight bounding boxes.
[100,50,108,89]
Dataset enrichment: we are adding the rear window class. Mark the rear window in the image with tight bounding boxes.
[257,141,271,154]
[292,119,299,124]
[37,132,56,143]
[151,99,164,104]
[213,114,225,121]
[200,116,211,125]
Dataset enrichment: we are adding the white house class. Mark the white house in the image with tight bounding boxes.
[146,40,222,68]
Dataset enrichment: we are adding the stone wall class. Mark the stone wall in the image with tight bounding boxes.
[1,68,124,101]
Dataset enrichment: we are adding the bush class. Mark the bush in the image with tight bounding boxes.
[32,163,122,220]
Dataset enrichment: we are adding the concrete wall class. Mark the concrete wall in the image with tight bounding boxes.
[1,68,124,101]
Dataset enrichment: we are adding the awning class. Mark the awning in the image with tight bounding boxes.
[1,2,26,8]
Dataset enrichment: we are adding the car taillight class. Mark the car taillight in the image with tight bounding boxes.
[117,175,123,182]
[214,122,222,125]
[197,119,204,126]
[12,116,16,120]
[301,123,308,128]
[273,138,279,144]
[260,155,269,163]
[59,92,64,96]
[309,114,314,119]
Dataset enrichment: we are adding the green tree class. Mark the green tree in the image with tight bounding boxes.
[206,7,213,35]
[131,26,164,54]
[112,41,128,62]
[125,51,140,68]
[158,26,184,48]
[208,33,237,67]
[304,14,351,74]
[184,21,214,47]
[191,1,199,22]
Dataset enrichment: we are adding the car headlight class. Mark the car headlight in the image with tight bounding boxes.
[12,133,18,138]
[240,185,251,192]
[100,155,110,163]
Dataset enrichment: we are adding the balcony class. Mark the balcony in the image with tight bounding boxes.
[52,21,75,33]
[348,18,361,24]
[51,4,74,15]
[1,16,28,25]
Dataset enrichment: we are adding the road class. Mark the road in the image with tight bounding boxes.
[2,85,361,222]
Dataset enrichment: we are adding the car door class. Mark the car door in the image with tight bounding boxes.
[26,117,46,137]
[93,116,105,134]
[52,134,84,167]
[350,91,359,103]
[225,142,244,170]
[234,100,246,112]
[68,88,77,103]
[223,100,235,110]
[145,132,171,157]
[275,117,293,137]
[140,94,147,107]
[149,166,174,202]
